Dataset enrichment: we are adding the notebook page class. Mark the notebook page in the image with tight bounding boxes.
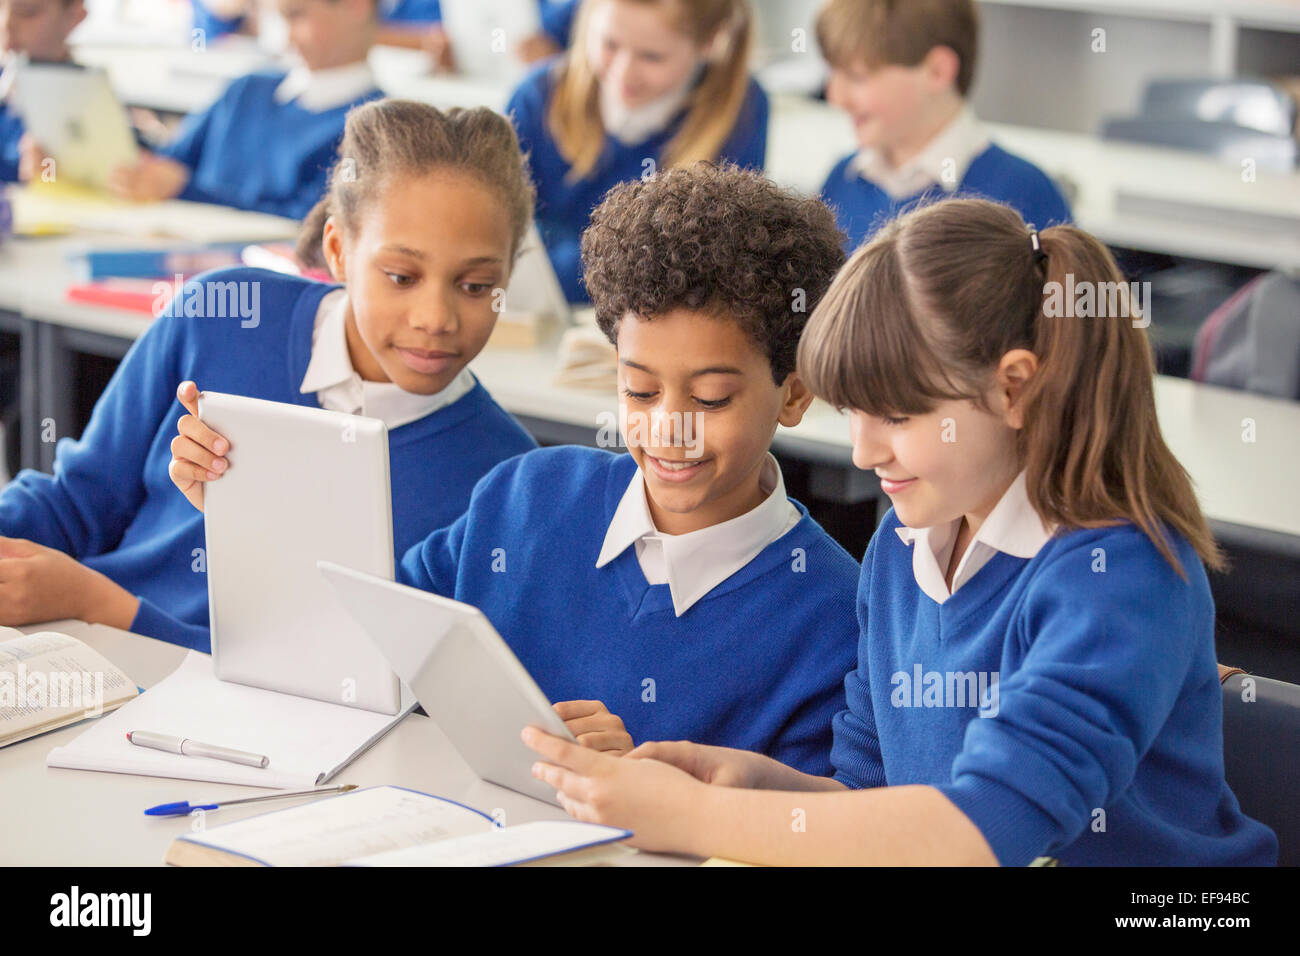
[46,651,405,788]
[349,820,633,867]
[177,786,494,866]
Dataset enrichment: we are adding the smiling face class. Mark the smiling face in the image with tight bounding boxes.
[825,48,964,164]
[848,391,1020,533]
[0,0,84,60]
[587,0,704,109]
[321,169,514,394]
[616,308,812,535]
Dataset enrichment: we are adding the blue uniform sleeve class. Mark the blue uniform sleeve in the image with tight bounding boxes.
[191,1,245,40]
[936,529,1208,866]
[540,0,579,47]
[718,78,769,171]
[397,511,468,597]
[0,309,184,559]
[381,0,441,24]
[131,597,211,651]
[504,66,586,299]
[155,102,215,173]
[829,532,887,789]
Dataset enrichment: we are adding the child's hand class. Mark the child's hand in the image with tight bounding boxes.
[107,154,189,203]
[553,699,634,754]
[0,537,138,629]
[168,381,230,513]
[515,32,561,64]
[423,26,456,71]
[16,134,49,183]
[625,740,781,789]
[523,726,703,853]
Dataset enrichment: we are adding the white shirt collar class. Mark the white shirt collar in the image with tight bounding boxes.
[274,59,378,112]
[894,471,1053,605]
[595,453,801,617]
[300,288,475,429]
[848,105,991,201]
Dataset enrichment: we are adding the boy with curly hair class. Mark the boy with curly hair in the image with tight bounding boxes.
[398,163,860,773]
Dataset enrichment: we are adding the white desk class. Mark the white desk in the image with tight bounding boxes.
[4,231,1299,539]
[0,620,696,866]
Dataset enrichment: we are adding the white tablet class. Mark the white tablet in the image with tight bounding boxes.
[439,0,540,81]
[8,60,139,190]
[505,223,573,322]
[317,560,575,806]
[198,392,404,715]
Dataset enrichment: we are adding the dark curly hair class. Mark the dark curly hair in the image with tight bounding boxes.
[580,163,846,383]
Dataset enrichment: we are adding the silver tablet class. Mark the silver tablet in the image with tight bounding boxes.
[317,560,576,806]
[8,60,139,190]
[199,392,403,715]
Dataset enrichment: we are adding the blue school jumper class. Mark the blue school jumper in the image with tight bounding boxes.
[190,1,244,42]
[398,445,860,775]
[820,143,1072,252]
[506,60,770,301]
[0,269,536,651]
[830,508,1278,866]
[156,71,382,220]
[0,102,25,182]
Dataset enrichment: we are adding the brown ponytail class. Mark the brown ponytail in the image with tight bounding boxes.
[296,98,536,271]
[798,198,1221,576]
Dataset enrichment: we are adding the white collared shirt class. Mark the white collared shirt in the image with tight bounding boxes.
[299,289,475,429]
[894,471,1054,605]
[848,105,992,201]
[274,59,378,112]
[595,453,802,617]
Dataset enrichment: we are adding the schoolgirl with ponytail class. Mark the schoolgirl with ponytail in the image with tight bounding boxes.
[0,100,537,651]
[521,197,1278,866]
[505,0,768,301]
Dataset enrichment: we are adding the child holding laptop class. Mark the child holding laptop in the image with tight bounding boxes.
[0,0,86,181]
[0,101,537,650]
[394,165,860,772]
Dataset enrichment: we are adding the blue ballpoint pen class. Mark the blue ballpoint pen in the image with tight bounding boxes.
[144,784,357,816]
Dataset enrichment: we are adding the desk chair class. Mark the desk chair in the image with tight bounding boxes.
[1218,663,1300,866]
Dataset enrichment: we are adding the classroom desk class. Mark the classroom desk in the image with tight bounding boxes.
[69,40,1300,271]
[4,229,1299,543]
[0,232,881,500]
[0,619,697,867]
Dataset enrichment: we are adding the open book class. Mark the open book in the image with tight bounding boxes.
[166,785,633,867]
[0,627,138,747]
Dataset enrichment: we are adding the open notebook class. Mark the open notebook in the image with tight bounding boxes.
[1,627,138,747]
[46,652,411,789]
[166,785,633,867]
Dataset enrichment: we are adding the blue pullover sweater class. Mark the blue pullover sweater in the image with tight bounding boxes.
[831,508,1278,865]
[820,142,1072,252]
[0,269,536,651]
[156,70,381,220]
[505,59,769,301]
[399,445,860,775]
